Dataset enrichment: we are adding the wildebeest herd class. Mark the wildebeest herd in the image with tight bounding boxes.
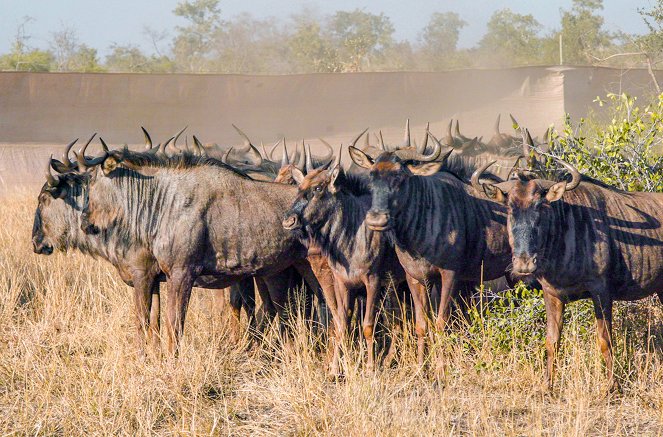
[31,116,663,391]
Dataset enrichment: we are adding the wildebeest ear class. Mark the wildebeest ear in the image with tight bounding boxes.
[348,146,374,169]
[545,181,567,202]
[291,167,305,185]
[328,165,341,193]
[407,162,443,176]
[102,156,118,175]
[483,183,507,204]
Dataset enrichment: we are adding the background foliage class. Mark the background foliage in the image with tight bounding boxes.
[2,0,663,73]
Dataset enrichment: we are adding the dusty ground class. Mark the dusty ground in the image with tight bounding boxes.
[1,193,662,436]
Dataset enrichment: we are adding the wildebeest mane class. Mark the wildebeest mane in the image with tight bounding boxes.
[110,148,252,179]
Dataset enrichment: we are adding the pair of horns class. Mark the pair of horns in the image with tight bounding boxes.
[471,155,581,196]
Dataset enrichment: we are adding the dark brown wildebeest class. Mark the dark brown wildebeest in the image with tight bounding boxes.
[282,152,413,372]
[477,158,663,390]
[76,145,326,354]
[32,139,259,352]
[349,133,514,345]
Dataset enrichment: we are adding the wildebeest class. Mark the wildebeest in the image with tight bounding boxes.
[349,132,514,348]
[32,138,259,352]
[477,158,663,390]
[74,143,329,354]
[282,149,412,372]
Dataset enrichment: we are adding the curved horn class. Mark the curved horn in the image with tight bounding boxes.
[471,160,497,193]
[173,126,187,152]
[191,135,203,156]
[317,138,336,167]
[556,157,581,191]
[305,143,314,173]
[281,140,290,166]
[333,143,342,168]
[494,114,501,135]
[80,133,97,156]
[45,155,58,187]
[350,128,369,149]
[454,120,461,138]
[395,131,442,162]
[222,146,233,164]
[317,136,333,162]
[100,137,110,153]
[378,130,386,151]
[73,151,88,172]
[509,114,519,130]
[444,119,454,146]
[295,141,305,170]
[268,138,282,161]
[403,118,411,147]
[417,122,430,154]
[62,138,78,169]
[141,126,153,150]
[159,136,174,157]
[364,130,370,148]
[231,124,254,153]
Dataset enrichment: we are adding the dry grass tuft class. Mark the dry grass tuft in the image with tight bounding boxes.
[1,194,662,435]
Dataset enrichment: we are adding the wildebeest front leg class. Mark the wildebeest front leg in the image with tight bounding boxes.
[406,274,428,366]
[591,293,615,391]
[543,289,565,391]
[165,268,195,356]
[132,272,159,356]
[330,277,355,377]
[436,270,456,330]
[363,275,382,371]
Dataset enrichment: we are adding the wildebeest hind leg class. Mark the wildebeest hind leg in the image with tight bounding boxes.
[543,289,565,391]
[436,270,457,331]
[591,293,615,391]
[406,274,429,366]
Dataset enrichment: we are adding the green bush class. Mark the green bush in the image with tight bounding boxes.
[541,92,663,192]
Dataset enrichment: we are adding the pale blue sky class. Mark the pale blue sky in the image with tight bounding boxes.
[0,0,653,57]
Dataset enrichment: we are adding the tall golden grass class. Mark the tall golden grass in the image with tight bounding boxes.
[1,193,662,435]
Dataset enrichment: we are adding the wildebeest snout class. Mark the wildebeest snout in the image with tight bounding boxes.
[512,254,537,276]
[282,213,301,230]
[366,210,391,231]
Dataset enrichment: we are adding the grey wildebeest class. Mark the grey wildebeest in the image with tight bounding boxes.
[349,132,514,345]
[282,147,412,372]
[77,145,325,354]
[32,138,259,352]
[477,158,663,390]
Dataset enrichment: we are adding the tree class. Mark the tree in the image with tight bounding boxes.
[560,0,613,64]
[329,9,395,72]
[288,13,341,73]
[105,44,152,72]
[419,12,467,70]
[211,13,290,74]
[50,26,104,72]
[0,16,53,71]
[172,0,223,72]
[478,9,546,67]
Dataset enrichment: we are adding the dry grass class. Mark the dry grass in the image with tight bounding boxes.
[1,193,662,436]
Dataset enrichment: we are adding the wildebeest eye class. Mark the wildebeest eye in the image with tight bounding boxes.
[314,186,322,192]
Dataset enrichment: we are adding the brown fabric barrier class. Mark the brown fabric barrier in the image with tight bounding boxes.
[0,66,660,191]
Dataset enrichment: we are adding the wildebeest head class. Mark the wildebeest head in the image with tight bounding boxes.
[349,131,449,232]
[476,158,581,277]
[282,166,341,234]
[32,136,103,254]
[282,137,345,232]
